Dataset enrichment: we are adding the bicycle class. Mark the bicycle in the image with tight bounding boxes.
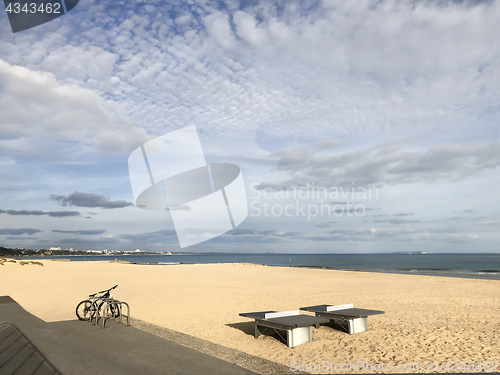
[76,285,120,321]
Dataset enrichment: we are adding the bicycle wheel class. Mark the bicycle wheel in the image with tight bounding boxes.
[110,301,120,318]
[76,300,95,321]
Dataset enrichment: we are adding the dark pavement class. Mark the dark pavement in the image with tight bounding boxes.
[0,296,256,375]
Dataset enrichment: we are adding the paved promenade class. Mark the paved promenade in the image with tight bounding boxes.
[0,296,255,375]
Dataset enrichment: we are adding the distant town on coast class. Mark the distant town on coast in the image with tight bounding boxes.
[0,246,189,257]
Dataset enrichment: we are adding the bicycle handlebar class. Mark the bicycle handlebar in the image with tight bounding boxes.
[98,285,118,294]
[88,285,118,297]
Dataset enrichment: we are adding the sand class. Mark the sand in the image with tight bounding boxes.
[1,259,499,373]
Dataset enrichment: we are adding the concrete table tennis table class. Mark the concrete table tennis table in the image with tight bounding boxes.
[239,310,329,348]
[300,304,384,334]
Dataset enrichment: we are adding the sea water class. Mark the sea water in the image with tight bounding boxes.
[28,253,500,280]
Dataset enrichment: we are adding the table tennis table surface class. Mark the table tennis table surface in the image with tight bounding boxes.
[239,311,329,327]
[300,305,385,317]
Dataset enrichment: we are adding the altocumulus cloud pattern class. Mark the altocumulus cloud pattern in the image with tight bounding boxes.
[128,126,248,248]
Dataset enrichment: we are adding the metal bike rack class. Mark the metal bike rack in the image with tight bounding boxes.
[93,298,114,326]
[99,300,130,328]
[89,297,111,325]
[117,301,130,326]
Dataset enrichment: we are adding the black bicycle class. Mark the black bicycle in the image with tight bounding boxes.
[76,285,120,321]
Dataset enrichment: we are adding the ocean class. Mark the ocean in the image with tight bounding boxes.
[28,253,500,280]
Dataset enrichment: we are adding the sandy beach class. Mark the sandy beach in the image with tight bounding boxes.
[1,259,499,373]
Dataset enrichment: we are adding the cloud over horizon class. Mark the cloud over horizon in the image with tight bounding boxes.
[52,229,107,235]
[0,228,42,235]
[257,142,499,189]
[0,209,80,218]
[51,192,134,209]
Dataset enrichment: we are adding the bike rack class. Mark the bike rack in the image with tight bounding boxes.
[117,301,130,327]
[93,298,114,326]
[89,297,111,325]
[98,300,130,328]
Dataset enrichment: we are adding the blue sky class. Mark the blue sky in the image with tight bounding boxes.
[0,0,498,253]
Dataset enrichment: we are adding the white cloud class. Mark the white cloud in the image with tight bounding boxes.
[203,11,237,50]
[40,44,118,83]
[314,226,480,244]
[0,59,149,154]
[2,0,497,154]
[233,11,271,49]
[259,142,499,188]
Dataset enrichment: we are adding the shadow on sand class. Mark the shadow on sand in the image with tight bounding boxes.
[226,321,255,336]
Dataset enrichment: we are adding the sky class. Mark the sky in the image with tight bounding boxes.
[0,0,498,253]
